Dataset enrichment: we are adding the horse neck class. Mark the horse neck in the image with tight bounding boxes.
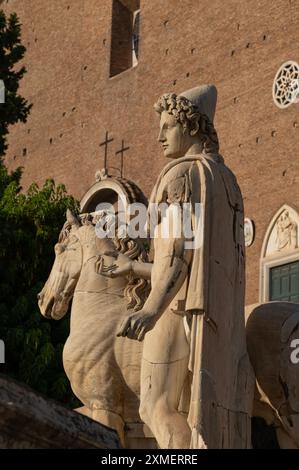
[73,227,126,296]
[78,225,116,264]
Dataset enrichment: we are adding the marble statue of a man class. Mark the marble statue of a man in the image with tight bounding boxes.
[102,85,253,449]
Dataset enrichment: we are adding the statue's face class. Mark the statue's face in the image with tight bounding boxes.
[158,111,190,159]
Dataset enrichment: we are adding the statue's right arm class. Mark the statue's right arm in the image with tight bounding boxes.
[96,252,152,280]
[131,260,152,280]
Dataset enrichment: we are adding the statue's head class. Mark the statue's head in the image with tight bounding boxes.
[154,85,219,158]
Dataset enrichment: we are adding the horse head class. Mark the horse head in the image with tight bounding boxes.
[38,209,83,320]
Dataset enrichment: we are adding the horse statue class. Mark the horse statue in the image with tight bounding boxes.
[247,302,299,448]
[38,209,149,447]
[38,210,299,448]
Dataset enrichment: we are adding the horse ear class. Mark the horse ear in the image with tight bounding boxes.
[66,209,80,228]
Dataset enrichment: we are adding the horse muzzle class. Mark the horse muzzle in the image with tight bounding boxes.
[38,290,55,319]
[38,289,70,320]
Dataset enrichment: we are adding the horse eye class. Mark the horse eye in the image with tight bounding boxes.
[67,235,79,246]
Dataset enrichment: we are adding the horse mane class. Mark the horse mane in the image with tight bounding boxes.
[58,221,73,244]
[75,212,150,312]
[113,236,150,312]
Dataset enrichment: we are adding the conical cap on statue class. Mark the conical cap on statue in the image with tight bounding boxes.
[180,84,217,123]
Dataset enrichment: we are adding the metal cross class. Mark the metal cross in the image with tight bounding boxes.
[99,131,114,171]
[115,140,130,177]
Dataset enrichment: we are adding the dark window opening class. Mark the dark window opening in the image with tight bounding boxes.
[110,0,140,77]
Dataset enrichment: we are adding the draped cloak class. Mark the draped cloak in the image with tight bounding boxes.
[148,152,253,449]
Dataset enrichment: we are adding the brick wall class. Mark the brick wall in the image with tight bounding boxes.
[3,0,299,305]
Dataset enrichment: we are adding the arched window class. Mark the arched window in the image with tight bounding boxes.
[110,0,140,77]
[260,205,299,302]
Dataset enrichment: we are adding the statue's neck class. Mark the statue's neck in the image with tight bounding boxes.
[185,141,204,156]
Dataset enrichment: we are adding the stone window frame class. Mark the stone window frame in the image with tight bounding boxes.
[132,9,140,67]
[260,204,299,302]
[109,0,141,78]
[80,178,129,213]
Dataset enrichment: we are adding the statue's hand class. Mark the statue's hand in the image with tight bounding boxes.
[95,252,133,278]
[117,309,159,341]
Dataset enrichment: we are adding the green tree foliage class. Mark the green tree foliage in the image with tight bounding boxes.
[0,10,79,407]
[0,10,32,157]
[0,164,81,408]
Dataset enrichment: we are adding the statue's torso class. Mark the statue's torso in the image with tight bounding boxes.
[144,160,195,363]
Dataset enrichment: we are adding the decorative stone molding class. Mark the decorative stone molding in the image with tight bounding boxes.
[95,168,109,182]
[244,218,255,247]
[260,204,299,302]
[80,169,147,213]
[262,205,299,258]
[272,61,299,109]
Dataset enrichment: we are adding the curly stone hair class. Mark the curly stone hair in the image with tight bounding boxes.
[113,236,150,312]
[84,212,149,312]
[154,92,219,154]
[58,212,150,312]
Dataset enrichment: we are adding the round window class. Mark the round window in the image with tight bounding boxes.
[272,61,299,109]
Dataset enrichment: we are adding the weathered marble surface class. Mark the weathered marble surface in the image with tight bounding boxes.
[38,210,151,448]
[0,374,120,449]
[102,85,253,449]
[247,302,299,449]
[36,83,299,450]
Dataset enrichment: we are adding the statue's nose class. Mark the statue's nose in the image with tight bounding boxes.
[37,292,42,300]
[158,129,166,143]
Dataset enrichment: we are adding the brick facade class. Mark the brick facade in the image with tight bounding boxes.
[3,0,299,305]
